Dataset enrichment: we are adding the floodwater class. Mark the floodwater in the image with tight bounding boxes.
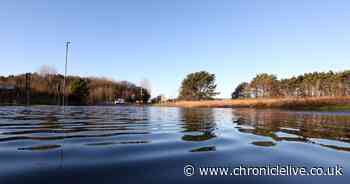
[0,106,349,184]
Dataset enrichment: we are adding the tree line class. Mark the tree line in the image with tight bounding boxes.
[178,70,350,100]
[0,68,150,105]
[232,71,350,99]
[2,68,350,105]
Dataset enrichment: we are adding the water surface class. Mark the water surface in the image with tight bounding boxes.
[0,106,349,183]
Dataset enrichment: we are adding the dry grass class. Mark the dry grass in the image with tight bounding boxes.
[160,97,350,110]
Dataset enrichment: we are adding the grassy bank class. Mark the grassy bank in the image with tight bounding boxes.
[160,97,350,111]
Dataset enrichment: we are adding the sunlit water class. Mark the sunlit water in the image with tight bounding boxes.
[0,106,349,183]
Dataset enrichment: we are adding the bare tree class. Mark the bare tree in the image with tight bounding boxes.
[37,65,58,77]
[140,78,152,94]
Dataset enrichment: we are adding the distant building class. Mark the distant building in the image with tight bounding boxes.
[151,95,167,104]
[160,95,167,103]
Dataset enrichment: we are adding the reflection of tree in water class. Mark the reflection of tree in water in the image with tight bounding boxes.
[39,110,63,132]
[180,108,217,142]
[9,107,64,141]
[233,109,350,151]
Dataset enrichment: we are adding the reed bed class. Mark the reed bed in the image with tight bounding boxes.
[161,97,350,110]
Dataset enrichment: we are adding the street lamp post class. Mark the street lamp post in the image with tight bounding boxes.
[63,41,71,106]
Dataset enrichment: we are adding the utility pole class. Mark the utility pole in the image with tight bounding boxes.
[25,73,31,106]
[140,88,143,103]
[63,41,71,106]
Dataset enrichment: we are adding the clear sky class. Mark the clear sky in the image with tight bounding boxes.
[1,0,350,98]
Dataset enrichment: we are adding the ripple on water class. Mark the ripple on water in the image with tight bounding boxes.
[0,106,350,184]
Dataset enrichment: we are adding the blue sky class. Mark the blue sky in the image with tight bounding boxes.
[1,0,350,98]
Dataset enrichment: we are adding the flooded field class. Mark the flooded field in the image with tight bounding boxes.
[0,106,349,184]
